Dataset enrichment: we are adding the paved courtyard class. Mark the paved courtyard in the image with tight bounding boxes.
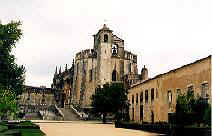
[35,121,162,136]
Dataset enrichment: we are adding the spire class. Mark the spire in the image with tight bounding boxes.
[65,64,68,71]
[59,66,61,74]
[143,65,147,70]
[55,66,58,75]
[72,59,75,67]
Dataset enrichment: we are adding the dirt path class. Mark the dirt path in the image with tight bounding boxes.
[36,121,161,136]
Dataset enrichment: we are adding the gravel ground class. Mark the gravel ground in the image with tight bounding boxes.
[35,121,162,136]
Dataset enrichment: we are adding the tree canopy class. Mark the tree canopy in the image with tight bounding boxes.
[0,89,17,119]
[176,91,211,126]
[91,83,129,123]
[0,21,25,119]
[0,21,25,96]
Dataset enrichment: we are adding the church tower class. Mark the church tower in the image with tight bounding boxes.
[95,24,113,86]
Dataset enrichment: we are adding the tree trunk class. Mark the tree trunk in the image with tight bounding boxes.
[103,113,107,124]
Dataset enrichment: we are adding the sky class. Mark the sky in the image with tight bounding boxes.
[0,0,211,87]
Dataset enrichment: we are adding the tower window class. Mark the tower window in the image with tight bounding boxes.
[112,44,118,55]
[104,34,108,43]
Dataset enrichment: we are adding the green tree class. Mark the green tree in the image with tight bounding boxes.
[176,91,211,127]
[0,21,25,119]
[0,21,25,95]
[91,83,129,123]
[0,89,17,120]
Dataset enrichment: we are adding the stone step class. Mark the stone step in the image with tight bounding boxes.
[59,108,81,121]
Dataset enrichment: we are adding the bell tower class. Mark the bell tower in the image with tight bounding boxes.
[95,24,113,86]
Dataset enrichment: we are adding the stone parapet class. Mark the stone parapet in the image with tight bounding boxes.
[124,50,137,63]
[75,49,97,60]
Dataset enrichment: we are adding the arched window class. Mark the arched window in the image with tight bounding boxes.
[151,88,154,101]
[112,70,117,81]
[151,111,154,123]
[104,34,108,43]
[129,63,131,73]
[112,44,118,55]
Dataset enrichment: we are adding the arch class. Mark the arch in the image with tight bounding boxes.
[112,44,118,55]
[112,70,117,81]
[104,34,108,43]
[151,111,154,123]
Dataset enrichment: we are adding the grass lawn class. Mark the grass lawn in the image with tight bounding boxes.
[0,121,45,136]
[19,129,46,136]
[0,124,8,132]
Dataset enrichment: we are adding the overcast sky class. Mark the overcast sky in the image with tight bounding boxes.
[0,0,211,87]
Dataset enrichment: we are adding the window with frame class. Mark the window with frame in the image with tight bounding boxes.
[188,85,194,95]
[104,34,108,42]
[140,92,143,105]
[128,63,131,73]
[132,107,134,121]
[151,88,154,101]
[176,89,181,97]
[145,90,148,103]
[168,90,172,103]
[201,83,209,98]
[140,105,143,121]
[168,90,172,109]
[112,44,118,55]
[132,95,134,105]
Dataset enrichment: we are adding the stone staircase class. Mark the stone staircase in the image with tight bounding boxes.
[59,108,81,121]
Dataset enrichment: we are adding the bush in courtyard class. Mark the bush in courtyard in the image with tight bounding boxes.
[176,91,211,127]
[91,83,129,123]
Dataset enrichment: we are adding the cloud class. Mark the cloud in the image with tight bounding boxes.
[1,0,211,87]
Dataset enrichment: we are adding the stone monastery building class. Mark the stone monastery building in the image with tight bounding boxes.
[52,24,146,108]
[52,24,211,123]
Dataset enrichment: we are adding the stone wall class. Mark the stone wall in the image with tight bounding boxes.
[128,55,211,123]
[20,87,57,106]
